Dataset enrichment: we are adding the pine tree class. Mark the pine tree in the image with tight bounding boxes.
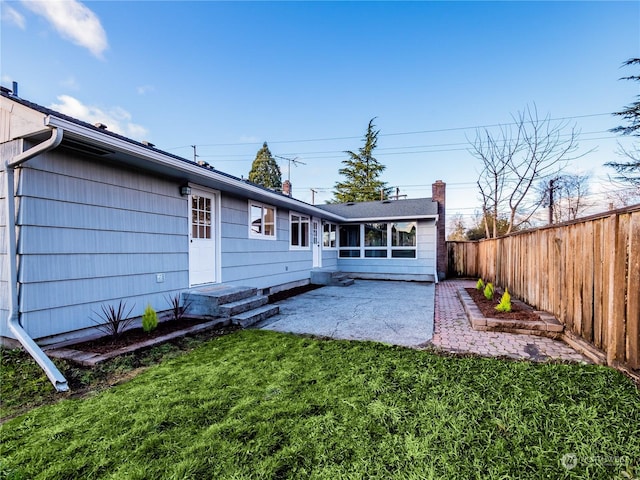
[606,58,640,186]
[332,118,391,203]
[248,142,282,190]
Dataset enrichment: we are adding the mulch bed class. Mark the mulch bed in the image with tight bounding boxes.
[71,318,231,354]
[465,288,541,322]
[268,283,322,302]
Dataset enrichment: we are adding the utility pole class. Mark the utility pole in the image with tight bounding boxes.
[548,178,556,225]
[310,189,317,205]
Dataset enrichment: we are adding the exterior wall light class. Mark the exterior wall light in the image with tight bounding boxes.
[180,185,192,196]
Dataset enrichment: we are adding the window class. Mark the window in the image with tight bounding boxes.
[364,223,388,258]
[391,221,417,258]
[290,213,310,248]
[339,224,360,258]
[337,222,418,259]
[323,223,337,248]
[249,202,276,239]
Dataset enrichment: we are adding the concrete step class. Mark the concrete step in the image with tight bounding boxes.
[310,269,353,286]
[232,304,280,328]
[219,295,269,317]
[184,285,257,317]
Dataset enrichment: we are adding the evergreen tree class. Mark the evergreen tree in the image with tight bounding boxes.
[606,58,640,186]
[248,142,282,190]
[332,118,391,202]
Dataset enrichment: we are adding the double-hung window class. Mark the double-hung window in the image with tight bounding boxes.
[323,223,337,248]
[290,213,310,248]
[249,201,276,239]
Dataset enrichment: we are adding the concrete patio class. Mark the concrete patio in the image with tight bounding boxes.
[258,280,434,347]
[258,278,590,363]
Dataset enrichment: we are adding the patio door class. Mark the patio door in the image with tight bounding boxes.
[189,188,218,286]
[312,217,322,268]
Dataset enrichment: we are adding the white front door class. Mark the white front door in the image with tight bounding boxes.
[189,189,217,286]
[312,217,322,268]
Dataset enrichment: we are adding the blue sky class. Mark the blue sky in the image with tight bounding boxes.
[1,1,638,225]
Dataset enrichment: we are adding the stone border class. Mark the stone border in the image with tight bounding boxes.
[47,319,230,366]
[457,288,563,338]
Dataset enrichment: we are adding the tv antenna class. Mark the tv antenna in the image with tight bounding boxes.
[275,155,306,182]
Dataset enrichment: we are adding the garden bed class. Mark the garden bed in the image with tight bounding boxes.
[47,318,238,366]
[459,288,563,336]
[464,288,541,322]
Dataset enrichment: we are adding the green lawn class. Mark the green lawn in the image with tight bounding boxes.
[1,329,639,479]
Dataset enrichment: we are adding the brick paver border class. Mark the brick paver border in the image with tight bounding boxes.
[432,279,589,363]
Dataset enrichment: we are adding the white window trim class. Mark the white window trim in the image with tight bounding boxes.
[248,200,277,240]
[289,212,311,250]
[338,222,418,260]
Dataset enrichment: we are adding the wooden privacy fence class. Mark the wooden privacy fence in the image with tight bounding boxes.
[447,205,640,375]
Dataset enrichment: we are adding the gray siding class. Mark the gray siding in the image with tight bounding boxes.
[0,157,8,337]
[321,248,338,269]
[16,150,189,339]
[337,220,436,278]
[219,196,314,289]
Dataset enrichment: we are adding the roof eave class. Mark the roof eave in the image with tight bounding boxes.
[44,115,344,221]
[340,214,439,222]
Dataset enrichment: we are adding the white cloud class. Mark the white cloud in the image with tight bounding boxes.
[2,3,26,29]
[22,0,108,58]
[60,76,80,90]
[136,84,155,95]
[49,95,149,140]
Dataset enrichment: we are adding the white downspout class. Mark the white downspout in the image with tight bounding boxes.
[433,216,439,284]
[4,127,69,392]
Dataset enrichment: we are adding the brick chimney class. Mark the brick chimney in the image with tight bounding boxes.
[282,179,292,197]
[432,180,446,280]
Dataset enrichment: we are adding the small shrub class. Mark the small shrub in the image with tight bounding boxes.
[484,283,494,301]
[91,300,135,339]
[142,304,158,333]
[495,289,512,312]
[476,278,485,291]
[165,293,192,322]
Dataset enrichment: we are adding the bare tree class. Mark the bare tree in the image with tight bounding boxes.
[538,172,592,223]
[468,105,583,237]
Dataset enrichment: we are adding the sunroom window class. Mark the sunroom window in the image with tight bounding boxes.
[364,223,388,258]
[391,221,417,258]
[339,224,360,258]
[337,222,418,259]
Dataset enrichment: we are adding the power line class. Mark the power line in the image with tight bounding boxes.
[167,112,613,150]
[192,132,623,163]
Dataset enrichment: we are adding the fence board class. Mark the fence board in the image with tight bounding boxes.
[626,213,640,369]
[593,220,604,349]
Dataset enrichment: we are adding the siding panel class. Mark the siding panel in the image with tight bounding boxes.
[16,152,191,339]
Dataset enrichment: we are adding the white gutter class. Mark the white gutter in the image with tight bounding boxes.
[4,127,69,392]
